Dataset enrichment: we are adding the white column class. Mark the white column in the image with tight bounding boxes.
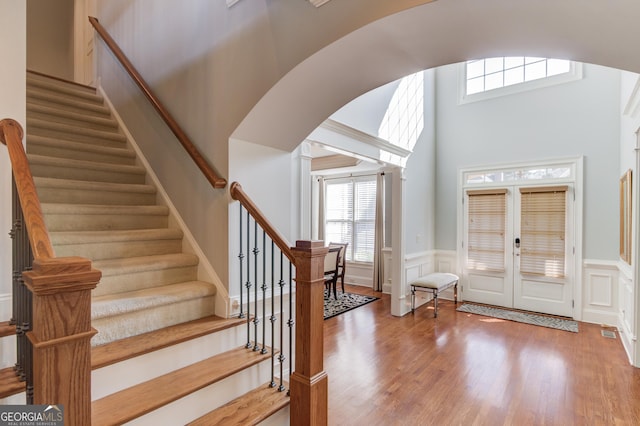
[391,166,407,316]
[298,141,313,240]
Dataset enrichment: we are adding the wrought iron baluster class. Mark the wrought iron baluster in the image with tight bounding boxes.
[261,231,267,354]
[287,262,294,395]
[11,177,34,404]
[253,221,259,352]
[269,240,276,388]
[245,213,252,349]
[238,205,245,319]
[278,252,286,392]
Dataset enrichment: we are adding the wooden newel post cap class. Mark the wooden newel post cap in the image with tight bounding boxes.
[292,240,328,254]
[0,118,24,145]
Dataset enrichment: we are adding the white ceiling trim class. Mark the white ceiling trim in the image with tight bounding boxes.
[623,75,640,118]
[309,0,332,7]
[311,154,360,171]
[320,119,412,158]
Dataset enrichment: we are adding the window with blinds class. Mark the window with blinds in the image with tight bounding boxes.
[466,189,507,272]
[325,178,377,262]
[519,186,567,278]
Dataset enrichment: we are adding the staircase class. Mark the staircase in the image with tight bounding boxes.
[2,71,290,424]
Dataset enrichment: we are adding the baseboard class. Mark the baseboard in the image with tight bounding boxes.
[618,312,636,365]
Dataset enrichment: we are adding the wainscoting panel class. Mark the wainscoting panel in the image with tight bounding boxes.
[345,262,373,287]
[382,248,392,294]
[618,263,635,363]
[582,260,619,326]
[402,250,458,306]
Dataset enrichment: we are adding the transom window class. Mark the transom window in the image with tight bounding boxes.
[460,57,582,104]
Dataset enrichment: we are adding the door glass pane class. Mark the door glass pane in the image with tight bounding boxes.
[520,188,567,278]
[467,191,507,272]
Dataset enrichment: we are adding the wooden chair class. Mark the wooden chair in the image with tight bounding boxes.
[324,246,341,300]
[329,242,348,295]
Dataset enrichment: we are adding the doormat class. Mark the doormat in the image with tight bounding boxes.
[324,290,378,320]
[456,303,578,333]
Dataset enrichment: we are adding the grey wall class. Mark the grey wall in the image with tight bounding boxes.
[27,0,74,80]
[435,63,621,260]
[404,69,436,254]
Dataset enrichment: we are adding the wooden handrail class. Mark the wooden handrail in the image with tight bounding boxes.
[0,119,55,260]
[230,182,295,263]
[88,16,227,189]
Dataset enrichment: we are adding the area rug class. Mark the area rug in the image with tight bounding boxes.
[456,303,578,333]
[324,290,379,320]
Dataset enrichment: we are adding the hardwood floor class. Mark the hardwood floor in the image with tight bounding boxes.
[324,285,640,425]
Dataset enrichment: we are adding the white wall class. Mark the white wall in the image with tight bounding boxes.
[228,138,295,299]
[0,0,26,368]
[435,63,621,260]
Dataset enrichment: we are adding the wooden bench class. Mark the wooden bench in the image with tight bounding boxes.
[410,272,459,317]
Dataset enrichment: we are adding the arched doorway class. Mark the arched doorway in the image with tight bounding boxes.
[231,0,640,366]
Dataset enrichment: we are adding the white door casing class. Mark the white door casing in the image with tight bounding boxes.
[457,158,582,318]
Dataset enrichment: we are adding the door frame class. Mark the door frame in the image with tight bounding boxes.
[456,156,584,320]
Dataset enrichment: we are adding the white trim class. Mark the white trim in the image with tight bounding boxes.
[320,119,412,158]
[345,262,373,287]
[98,85,231,318]
[458,61,583,105]
[309,0,332,7]
[623,75,640,118]
[581,259,619,326]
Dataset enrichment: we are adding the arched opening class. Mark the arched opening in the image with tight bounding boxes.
[230,1,640,366]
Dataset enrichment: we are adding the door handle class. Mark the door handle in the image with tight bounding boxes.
[515,237,520,248]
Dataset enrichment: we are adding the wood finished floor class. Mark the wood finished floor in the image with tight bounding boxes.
[325,285,640,425]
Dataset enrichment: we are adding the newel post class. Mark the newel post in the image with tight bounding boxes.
[23,257,101,426]
[290,240,328,426]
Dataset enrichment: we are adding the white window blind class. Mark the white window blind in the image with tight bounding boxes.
[519,186,567,278]
[325,178,377,262]
[466,189,507,272]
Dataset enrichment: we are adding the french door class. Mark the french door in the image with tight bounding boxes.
[462,184,574,317]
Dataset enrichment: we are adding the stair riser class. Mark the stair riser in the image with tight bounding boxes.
[125,363,277,426]
[30,163,146,185]
[26,83,104,105]
[92,295,216,347]
[36,187,157,206]
[92,325,252,399]
[53,239,183,261]
[27,141,137,165]
[94,266,198,297]
[29,127,127,148]
[27,91,111,117]
[27,72,97,94]
[28,121,126,143]
[44,213,168,232]
[28,109,118,133]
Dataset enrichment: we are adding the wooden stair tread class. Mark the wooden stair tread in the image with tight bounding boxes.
[91,346,272,426]
[0,321,15,338]
[187,382,290,426]
[0,367,25,399]
[92,315,244,369]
